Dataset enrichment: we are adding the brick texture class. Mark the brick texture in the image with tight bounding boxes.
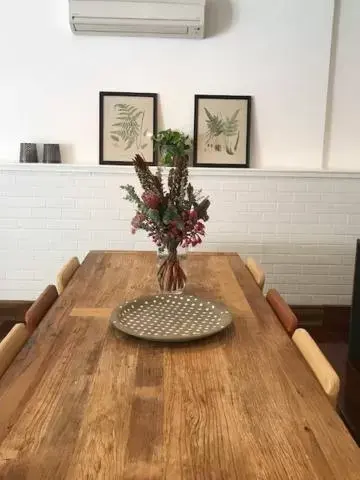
[0,166,359,304]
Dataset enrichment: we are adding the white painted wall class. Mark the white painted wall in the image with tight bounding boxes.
[327,0,360,170]
[0,1,359,303]
[0,0,334,169]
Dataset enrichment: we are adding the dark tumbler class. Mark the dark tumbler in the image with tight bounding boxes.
[19,143,38,163]
[43,144,61,164]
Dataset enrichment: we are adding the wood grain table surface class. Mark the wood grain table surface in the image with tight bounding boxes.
[0,251,359,479]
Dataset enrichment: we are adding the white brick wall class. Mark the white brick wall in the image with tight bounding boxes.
[1,165,360,305]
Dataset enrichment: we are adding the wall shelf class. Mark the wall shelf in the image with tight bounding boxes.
[1,163,360,179]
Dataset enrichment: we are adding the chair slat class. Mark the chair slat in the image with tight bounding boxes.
[245,257,265,291]
[25,285,58,334]
[0,324,29,379]
[266,288,298,336]
[293,328,340,408]
[56,257,80,294]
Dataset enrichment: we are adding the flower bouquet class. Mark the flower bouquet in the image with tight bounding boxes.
[121,154,210,293]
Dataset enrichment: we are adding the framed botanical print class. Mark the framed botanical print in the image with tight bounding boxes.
[193,95,251,168]
[99,91,158,165]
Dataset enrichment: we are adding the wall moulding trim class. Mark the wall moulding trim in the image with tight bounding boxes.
[1,163,360,179]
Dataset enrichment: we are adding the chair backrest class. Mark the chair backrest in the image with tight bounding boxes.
[245,257,265,291]
[292,328,340,408]
[0,323,29,379]
[56,257,80,294]
[25,285,58,334]
[266,288,298,336]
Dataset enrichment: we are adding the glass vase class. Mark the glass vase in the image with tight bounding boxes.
[159,146,175,167]
[157,245,187,294]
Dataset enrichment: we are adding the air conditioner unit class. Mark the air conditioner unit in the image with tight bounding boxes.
[69,0,206,39]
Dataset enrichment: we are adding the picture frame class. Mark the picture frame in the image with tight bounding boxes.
[99,91,158,165]
[193,95,251,168]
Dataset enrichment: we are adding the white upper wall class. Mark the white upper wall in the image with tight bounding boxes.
[0,0,334,168]
[326,0,360,170]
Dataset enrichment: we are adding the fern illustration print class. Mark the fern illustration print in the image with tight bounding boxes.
[110,104,148,151]
[204,107,240,155]
[100,92,157,165]
[194,95,251,168]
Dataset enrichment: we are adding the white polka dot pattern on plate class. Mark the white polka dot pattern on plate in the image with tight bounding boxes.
[110,294,232,342]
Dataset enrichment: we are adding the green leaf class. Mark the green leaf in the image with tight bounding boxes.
[147,208,161,224]
[234,132,240,152]
[175,220,185,231]
[120,184,142,207]
[162,205,178,224]
[153,129,192,158]
[116,114,136,120]
[163,152,173,166]
[125,138,135,150]
[205,108,224,140]
[223,118,238,137]
[112,104,144,148]
[230,109,240,122]
[110,134,119,142]
[204,108,213,121]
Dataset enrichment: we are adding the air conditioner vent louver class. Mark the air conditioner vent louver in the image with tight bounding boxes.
[74,23,189,35]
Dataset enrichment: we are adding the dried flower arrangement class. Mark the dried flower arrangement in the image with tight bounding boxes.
[121,154,210,292]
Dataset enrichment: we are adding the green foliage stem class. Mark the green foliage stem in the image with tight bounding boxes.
[153,129,192,166]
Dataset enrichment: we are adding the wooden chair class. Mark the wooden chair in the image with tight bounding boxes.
[25,285,58,334]
[292,328,340,408]
[56,257,80,294]
[245,257,265,291]
[0,323,29,379]
[266,288,298,337]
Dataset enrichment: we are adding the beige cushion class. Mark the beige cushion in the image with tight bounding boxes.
[56,256,80,294]
[245,257,265,291]
[0,324,29,379]
[293,328,340,408]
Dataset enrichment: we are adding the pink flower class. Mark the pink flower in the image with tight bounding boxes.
[131,212,145,229]
[195,221,204,232]
[189,210,198,222]
[142,191,161,210]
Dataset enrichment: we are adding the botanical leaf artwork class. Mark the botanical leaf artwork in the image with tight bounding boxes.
[110,104,148,151]
[204,107,240,156]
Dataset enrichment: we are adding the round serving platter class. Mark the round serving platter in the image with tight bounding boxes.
[110,294,232,342]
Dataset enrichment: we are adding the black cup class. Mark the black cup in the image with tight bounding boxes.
[43,144,61,164]
[19,143,38,163]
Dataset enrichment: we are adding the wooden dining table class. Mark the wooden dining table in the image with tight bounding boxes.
[0,251,359,479]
